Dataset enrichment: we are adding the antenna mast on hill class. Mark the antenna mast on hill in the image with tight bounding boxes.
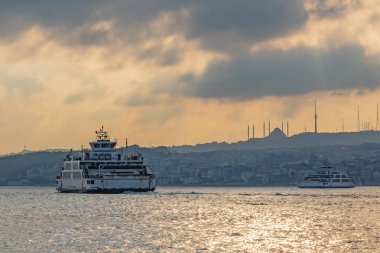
[247,125,250,141]
[281,121,284,133]
[252,124,255,139]
[314,100,318,133]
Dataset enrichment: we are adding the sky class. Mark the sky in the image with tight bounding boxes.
[1,0,380,154]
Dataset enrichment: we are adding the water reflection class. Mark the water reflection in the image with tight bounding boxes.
[0,187,379,252]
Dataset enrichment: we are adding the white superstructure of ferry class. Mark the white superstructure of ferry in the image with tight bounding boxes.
[56,126,156,193]
[297,166,355,188]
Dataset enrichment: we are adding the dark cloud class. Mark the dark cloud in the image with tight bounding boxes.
[0,1,175,45]
[184,0,307,53]
[179,46,380,99]
[137,44,183,66]
[0,1,102,40]
[0,1,309,55]
[308,0,360,19]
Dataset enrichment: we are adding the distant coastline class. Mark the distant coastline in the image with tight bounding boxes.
[1,139,380,187]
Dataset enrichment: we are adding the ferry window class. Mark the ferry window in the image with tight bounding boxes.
[65,163,71,170]
[62,172,71,179]
[73,163,79,170]
[342,179,349,182]
[91,180,94,184]
[87,180,91,184]
[73,172,82,179]
[94,144,100,148]
[101,144,108,148]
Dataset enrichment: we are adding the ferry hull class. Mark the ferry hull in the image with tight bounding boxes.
[57,188,155,194]
[297,182,355,188]
[57,177,156,193]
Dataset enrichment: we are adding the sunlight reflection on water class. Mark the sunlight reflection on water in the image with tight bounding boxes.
[0,186,379,252]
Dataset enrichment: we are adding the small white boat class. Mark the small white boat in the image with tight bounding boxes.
[56,126,156,193]
[297,166,355,188]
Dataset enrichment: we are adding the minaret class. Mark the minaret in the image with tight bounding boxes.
[376,103,379,131]
[357,107,360,132]
[269,121,271,135]
[247,125,250,141]
[314,100,318,133]
[263,121,266,137]
[252,124,255,139]
[287,121,289,137]
[281,121,284,133]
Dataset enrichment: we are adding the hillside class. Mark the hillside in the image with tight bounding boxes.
[1,143,380,186]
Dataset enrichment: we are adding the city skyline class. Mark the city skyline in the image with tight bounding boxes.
[1,1,380,154]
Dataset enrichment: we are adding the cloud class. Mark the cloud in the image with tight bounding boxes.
[306,0,360,19]
[0,1,309,55]
[117,94,158,108]
[179,45,380,100]
[64,93,85,104]
[0,67,42,95]
[184,0,307,53]
[135,106,184,125]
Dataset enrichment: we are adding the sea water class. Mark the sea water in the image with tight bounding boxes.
[0,186,379,252]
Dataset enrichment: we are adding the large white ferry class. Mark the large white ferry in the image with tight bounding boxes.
[297,166,355,188]
[56,126,156,193]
